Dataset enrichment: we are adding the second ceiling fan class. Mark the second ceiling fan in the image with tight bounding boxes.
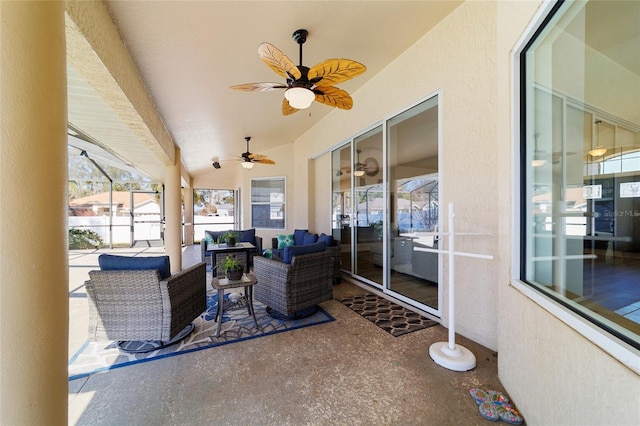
[230,29,366,115]
[238,137,275,169]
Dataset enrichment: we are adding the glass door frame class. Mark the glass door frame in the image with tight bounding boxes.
[331,92,442,318]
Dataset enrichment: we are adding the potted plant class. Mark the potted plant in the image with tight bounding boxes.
[217,231,240,247]
[219,255,244,281]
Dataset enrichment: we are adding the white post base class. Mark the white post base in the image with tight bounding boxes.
[429,341,476,371]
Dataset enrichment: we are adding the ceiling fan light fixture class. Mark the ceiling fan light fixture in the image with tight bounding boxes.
[353,169,365,177]
[284,87,315,109]
[241,160,255,169]
[589,146,607,157]
[531,159,547,167]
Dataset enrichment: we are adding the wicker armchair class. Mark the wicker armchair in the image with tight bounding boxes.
[253,250,333,318]
[85,261,207,351]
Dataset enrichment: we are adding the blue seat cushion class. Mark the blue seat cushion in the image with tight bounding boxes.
[318,233,335,247]
[98,254,171,280]
[282,241,327,264]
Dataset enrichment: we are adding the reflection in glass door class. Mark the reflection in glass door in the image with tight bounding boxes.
[387,97,439,311]
[332,145,352,272]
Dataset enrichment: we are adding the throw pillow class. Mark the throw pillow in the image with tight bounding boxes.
[237,228,256,244]
[318,233,335,247]
[293,229,309,246]
[303,232,318,245]
[277,234,295,249]
[262,248,273,259]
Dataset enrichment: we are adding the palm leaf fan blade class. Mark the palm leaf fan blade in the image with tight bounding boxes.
[314,86,353,110]
[255,158,276,165]
[308,59,367,86]
[229,82,287,92]
[258,42,301,80]
[282,98,299,116]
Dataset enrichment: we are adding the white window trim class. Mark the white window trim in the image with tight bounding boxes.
[511,0,640,375]
[250,176,286,230]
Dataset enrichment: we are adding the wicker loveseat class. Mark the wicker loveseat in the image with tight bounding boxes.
[253,247,333,318]
[270,229,341,284]
[85,254,207,352]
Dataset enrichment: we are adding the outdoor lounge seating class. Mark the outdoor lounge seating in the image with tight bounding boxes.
[85,254,207,352]
[200,228,262,266]
[253,247,333,318]
[271,229,342,284]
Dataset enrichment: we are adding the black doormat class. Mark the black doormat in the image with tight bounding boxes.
[337,293,438,337]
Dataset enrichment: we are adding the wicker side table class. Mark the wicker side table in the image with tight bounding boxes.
[211,273,259,337]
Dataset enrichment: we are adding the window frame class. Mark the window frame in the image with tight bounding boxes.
[512,0,640,373]
[250,177,286,230]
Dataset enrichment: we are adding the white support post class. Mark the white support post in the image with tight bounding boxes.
[428,203,493,371]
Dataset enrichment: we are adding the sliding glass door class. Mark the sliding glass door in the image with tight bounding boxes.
[387,97,439,310]
[331,95,440,315]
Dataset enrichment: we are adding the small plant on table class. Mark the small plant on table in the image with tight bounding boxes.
[217,231,240,247]
[219,255,244,281]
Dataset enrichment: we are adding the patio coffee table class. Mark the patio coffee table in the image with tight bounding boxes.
[211,273,259,338]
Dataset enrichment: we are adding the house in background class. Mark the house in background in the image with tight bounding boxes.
[1,1,638,424]
[68,191,158,216]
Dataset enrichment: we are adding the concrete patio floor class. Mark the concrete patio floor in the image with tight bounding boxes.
[68,245,515,425]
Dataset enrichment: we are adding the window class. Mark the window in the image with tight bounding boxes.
[251,178,285,229]
[521,1,640,348]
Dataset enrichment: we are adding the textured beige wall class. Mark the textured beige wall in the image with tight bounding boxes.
[297,1,640,424]
[0,2,69,423]
[296,1,502,348]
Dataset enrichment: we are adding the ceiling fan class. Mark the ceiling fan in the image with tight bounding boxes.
[353,150,379,177]
[337,150,380,177]
[237,137,275,169]
[230,29,366,115]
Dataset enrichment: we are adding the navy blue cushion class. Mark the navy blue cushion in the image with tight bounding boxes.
[318,233,335,247]
[237,228,256,244]
[98,254,171,280]
[303,232,318,245]
[293,229,308,246]
[271,248,284,260]
[282,241,327,264]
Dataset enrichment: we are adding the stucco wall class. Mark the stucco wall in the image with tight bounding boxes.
[298,1,640,424]
[296,0,501,349]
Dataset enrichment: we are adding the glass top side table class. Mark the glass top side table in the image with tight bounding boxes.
[211,273,259,337]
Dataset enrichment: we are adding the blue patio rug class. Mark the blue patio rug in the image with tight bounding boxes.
[69,292,334,380]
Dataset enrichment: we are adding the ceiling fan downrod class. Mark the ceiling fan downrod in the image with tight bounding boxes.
[292,29,308,67]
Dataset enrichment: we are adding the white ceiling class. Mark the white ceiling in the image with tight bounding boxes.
[67,1,638,183]
[91,1,462,179]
